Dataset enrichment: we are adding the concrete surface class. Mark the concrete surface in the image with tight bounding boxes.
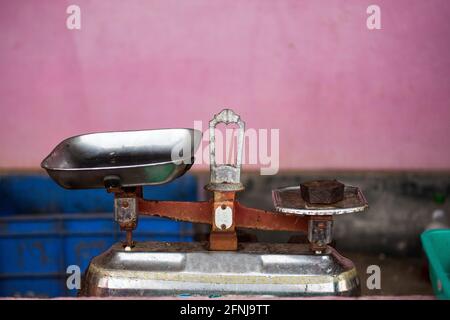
[344,251,433,296]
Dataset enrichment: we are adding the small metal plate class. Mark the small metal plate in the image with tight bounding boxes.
[272,185,368,216]
[81,242,360,297]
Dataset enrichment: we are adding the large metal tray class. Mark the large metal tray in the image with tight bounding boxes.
[41,129,202,189]
[81,242,360,297]
[272,185,368,216]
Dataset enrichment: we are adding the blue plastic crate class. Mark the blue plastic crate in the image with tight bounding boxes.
[0,174,197,215]
[0,174,197,297]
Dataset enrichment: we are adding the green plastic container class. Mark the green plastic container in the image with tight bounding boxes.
[421,229,450,300]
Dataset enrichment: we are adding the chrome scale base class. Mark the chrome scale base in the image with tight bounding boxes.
[81,242,360,297]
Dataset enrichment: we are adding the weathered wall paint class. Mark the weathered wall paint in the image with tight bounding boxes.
[1,0,449,170]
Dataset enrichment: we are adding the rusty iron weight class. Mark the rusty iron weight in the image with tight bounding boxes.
[300,180,345,204]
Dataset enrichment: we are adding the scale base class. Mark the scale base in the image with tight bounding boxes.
[81,242,360,297]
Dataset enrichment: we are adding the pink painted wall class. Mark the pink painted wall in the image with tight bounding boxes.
[1,0,449,170]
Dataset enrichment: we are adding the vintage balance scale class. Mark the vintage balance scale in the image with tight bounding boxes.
[42,109,368,297]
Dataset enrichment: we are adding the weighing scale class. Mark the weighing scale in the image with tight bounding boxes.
[42,109,368,297]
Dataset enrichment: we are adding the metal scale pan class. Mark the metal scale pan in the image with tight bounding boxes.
[272,185,368,216]
[41,129,202,189]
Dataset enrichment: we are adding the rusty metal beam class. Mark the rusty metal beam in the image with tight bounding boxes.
[235,202,308,232]
[138,199,211,224]
[137,199,308,233]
